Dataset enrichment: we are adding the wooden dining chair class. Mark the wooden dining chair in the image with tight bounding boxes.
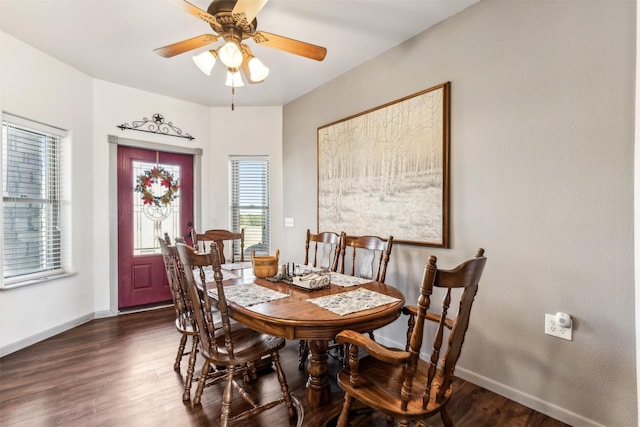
[175,242,296,425]
[334,249,487,427]
[341,234,394,284]
[299,229,345,369]
[304,229,344,271]
[338,234,394,346]
[158,234,199,401]
[191,228,245,264]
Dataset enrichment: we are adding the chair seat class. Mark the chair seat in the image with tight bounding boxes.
[205,326,286,365]
[337,356,452,420]
[335,250,486,427]
[175,314,197,334]
[176,310,234,334]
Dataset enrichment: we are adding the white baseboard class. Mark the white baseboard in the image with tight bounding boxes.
[0,306,174,357]
[0,310,118,358]
[455,367,605,427]
[374,335,604,427]
[94,309,119,319]
[1,313,93,358]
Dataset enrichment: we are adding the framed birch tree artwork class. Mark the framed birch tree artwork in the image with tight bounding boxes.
[317,82,450,247]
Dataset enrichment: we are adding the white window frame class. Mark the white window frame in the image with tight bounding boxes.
[2,113,70,288]
[229,156,270,257]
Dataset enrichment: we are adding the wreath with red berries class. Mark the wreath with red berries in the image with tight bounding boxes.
[134,166,180,207]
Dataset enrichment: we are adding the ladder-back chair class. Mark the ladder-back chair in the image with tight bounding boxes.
[335,249,487,427]
[341,235,394,284]
[299,229,345,369]
[158,234,199,401]
[175,242,296,426]
[339,234,394,344]
[304,229,344,271]
[191,228,245,264]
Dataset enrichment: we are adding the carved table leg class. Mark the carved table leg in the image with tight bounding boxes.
[305,339,331,406]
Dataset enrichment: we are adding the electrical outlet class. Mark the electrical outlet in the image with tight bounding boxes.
[545,313,572,340]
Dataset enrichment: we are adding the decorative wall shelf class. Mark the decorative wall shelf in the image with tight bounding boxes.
[117,113,194,141]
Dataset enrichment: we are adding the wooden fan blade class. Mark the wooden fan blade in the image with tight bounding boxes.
[232,0,268,25]
[169,0,219,26]
[154,34,219,58]
[252,31,327,61]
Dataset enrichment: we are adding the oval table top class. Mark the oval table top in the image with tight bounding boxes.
[205,270,406,341]
[202,267,406,410]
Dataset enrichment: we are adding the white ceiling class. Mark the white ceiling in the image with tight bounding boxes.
[0,0,477,107]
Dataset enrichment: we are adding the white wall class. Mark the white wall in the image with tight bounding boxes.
[92,85,283,312]
[92,80,211,313]
[0,34,283,354]
[636,0,640,420]
[0,33,95,353]
[282,1,636,426]
[1,1,636,424]
[205,106,283,257]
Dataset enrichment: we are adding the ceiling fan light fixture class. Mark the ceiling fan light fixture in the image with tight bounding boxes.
[218,41,243,68]
[225,69,245,88]
[154,0,328,110]
[192,50,217,76]
[248,57,270,82]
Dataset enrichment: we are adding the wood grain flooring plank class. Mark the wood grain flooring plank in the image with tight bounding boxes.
[0,307,569,427]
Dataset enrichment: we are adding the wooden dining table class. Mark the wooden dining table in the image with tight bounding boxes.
[202,266,405,408]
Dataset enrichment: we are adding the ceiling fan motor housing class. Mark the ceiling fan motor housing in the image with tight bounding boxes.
[207,0,257,40]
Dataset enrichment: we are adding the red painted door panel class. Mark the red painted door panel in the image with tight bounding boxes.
[117,146,194,308]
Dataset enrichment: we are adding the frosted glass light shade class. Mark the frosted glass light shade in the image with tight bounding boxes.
[218,41,243,68]
[248,57,269,82]
[225,70,245,87]
[192,50,216,76]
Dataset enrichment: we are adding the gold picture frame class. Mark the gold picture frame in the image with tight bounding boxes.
[317,82,450,247]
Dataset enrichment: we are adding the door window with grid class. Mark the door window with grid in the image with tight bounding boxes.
[2,114,66,284]
[230,156,270,257]
[132,160,182,255]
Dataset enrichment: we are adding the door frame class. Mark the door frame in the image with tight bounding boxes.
[108,134,202,314]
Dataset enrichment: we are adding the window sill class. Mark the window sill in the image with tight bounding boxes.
[1,271,78,291]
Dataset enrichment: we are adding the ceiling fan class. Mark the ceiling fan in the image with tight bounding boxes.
[155,0,327,86]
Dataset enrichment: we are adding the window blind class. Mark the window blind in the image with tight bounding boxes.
[2,115,65,281]
[230,157,270,257]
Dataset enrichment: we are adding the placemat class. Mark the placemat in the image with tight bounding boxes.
[327,272,372,287]
[193,266,240,284]
[307,287,401,316]
[207,283,290,307]
[221,261,252,270]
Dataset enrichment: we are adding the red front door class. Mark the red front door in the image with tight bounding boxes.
[117,146,194,309]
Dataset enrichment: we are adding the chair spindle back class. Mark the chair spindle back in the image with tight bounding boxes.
[341,235,393,283]
[176,242,235,361]
[158,234,195,332]
[191,228,245,264]
[407,248,487,410]
[304,229,344,271]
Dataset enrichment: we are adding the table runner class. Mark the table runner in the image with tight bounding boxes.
[307,287,401,316]
[207,283,290,307]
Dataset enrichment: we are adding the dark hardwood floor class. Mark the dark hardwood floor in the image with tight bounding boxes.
[0,307,569,427]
